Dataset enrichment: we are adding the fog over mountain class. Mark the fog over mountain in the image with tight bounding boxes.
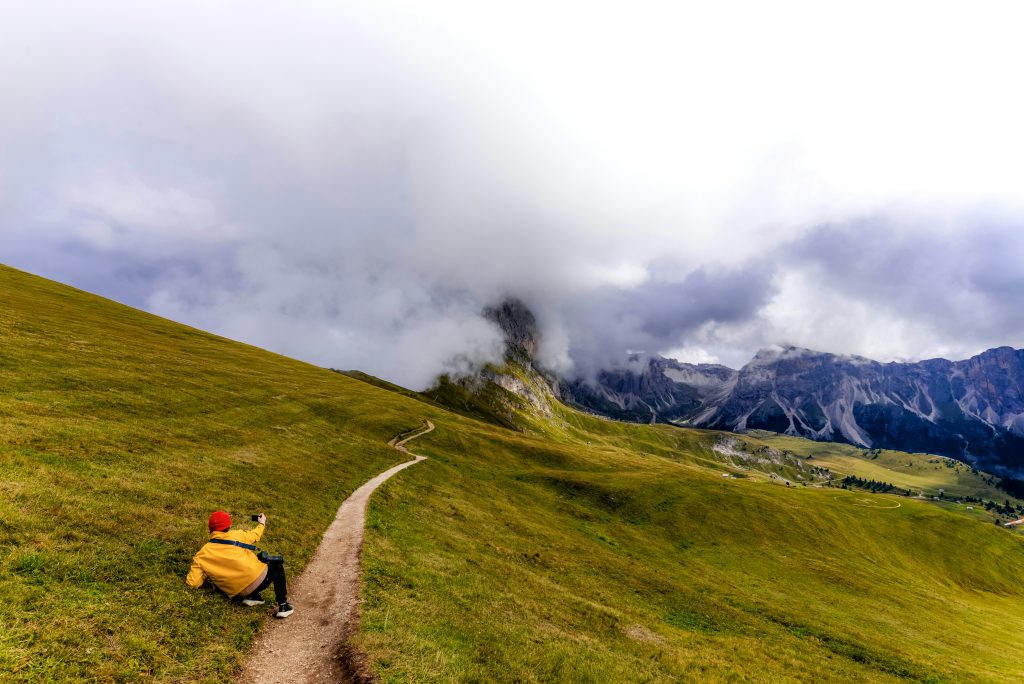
[3,2,1024,389]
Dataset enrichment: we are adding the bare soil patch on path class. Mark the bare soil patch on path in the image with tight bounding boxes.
[237,421,433,683]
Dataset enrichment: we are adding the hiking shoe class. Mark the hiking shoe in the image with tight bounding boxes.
[275,602,294,618]
[241,594,265,607]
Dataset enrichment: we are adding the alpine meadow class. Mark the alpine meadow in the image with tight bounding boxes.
[5,264,1024,682]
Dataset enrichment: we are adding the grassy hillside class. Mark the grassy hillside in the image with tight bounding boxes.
[6,263,1024,683]
[0,265,447,681]
[359,406,1024,682]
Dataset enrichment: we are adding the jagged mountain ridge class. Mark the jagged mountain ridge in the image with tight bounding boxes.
[561,345,1024,473]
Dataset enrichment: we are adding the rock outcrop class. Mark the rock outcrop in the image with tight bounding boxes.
[423,298,558,428]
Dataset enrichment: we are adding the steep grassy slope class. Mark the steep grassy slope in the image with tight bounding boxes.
[360,404,1024,682]
[0,265,447,681]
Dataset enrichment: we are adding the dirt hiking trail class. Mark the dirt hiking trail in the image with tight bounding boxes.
[237,421,433,683]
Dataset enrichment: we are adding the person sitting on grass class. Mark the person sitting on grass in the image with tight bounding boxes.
[186,510,294,618]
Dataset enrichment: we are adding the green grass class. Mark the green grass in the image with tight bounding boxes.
[359,407,1024,682]
[749,431,1016,500]
[0,265,446,681]
[5,262,1024,682]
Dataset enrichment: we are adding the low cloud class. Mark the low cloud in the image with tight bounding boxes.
[3,2,1024,387]
[552,267,777,378]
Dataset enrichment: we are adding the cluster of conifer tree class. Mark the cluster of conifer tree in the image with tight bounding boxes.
[980,498,1024,518]
[839,475,911,496]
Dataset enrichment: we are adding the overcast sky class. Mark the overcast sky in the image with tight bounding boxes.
[3,1,1024,388]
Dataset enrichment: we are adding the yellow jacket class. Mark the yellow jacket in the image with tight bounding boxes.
[186,523,266,597]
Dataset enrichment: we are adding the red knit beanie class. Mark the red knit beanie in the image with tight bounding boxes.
[208,510,231,532]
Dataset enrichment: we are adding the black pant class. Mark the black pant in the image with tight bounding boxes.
[246,557,288,604]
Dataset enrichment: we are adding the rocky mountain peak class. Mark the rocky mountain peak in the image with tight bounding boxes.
[424,298,556,430]
[483,298,540,363]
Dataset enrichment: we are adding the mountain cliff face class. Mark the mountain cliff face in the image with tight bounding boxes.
[482,299,540,365]
[558,357,734,423]
[563,345,1024,473]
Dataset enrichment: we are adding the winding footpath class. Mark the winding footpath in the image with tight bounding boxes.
[237,421,433,683]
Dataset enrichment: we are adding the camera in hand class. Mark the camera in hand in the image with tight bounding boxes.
[257,550,284,563]
[251,514,261,522]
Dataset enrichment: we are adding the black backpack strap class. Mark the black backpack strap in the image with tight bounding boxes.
[208,538,258,552]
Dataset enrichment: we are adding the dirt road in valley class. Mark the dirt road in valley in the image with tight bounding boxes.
[236,421,433,683]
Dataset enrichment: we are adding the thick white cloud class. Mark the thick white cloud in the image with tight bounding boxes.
[2,1,1024,386]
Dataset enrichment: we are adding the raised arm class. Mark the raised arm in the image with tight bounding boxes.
[238,513,267,544]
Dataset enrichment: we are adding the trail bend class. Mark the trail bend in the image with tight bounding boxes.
[237,421,433,683]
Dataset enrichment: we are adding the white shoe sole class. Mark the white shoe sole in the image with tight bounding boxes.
[241,599,265,606]
[275,608,294,618]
